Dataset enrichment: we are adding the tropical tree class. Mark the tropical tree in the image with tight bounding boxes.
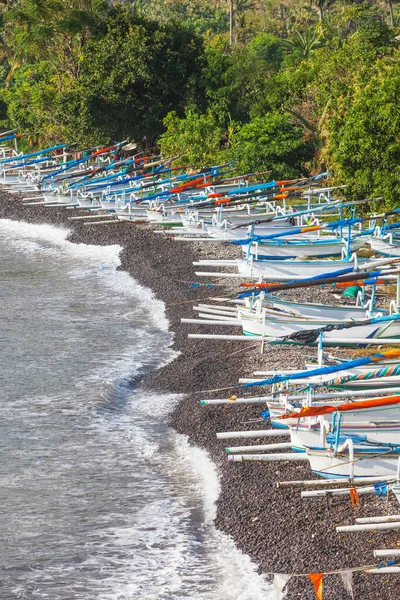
[283,28,323,58]
[233,0,255,42]
[2,0,114,86]
[159,108,225,166]
[310,0,335,21]
[325,57,400,208]
[0,3,205,144]
[385,0,400,26]
[75,12,205,144]
[229,111,316,177]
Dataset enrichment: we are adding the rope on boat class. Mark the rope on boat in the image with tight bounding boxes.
[328,363,400,386]
[243,348,400,388]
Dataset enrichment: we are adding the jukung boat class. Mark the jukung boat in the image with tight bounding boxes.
[284,398,400,478]
[195,254,396,281]
[238,310,400,345]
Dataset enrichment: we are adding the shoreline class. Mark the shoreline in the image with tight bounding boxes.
[1,192,399,599]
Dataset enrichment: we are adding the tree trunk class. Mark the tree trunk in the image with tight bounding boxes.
[389,1,394,27]
[229,0,233,45]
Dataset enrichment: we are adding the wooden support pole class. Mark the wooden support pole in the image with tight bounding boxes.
[356,515,400,524]
[190,333,400,344]
[228,453,308,462]
[196,303,238,311]
[302,486,376,498]
[195,271,255,278]
[69,213,110,220]
[189,333,268,341]
[84,219,119,226]
[229,0,233,45]
[277,476,395,490]
[201,387,400,406]
[374,549,400,557]
[336,522,400,533]
[225,442,292,453]
[365,567,400,574]
[197,311,240,321]
[181,318,241,325]
[201,397,270,405]
[217,429,290,440]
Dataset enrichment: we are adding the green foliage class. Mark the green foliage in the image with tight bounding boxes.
[0,6,205,144]
[0,0,400,204]
[200,35,236,121]
[282,28,323,59]
[159,109,224,166]
[202,34,286,127]
[247,33,284,70]
[134,0,228,35]
[76,12,205,144]
[326,59,400,207]
[229,112,316,178]
[4,0,112,71]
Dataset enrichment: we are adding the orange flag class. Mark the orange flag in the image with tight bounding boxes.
[308,573,323,600]
[350,488,361,508]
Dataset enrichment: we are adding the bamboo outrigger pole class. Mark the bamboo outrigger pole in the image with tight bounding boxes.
[277,476,396,489]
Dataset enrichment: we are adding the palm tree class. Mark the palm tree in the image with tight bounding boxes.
[227,0,255,45]
[310,0,334,21]
[283,29,322,59]
[386,0,400,27]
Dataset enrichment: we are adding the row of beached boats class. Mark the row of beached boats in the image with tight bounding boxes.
[3,134,400,579]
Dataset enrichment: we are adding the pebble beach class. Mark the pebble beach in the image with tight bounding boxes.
[1,191,400,599]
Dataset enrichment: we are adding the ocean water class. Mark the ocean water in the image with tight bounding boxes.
[0,219,274,600]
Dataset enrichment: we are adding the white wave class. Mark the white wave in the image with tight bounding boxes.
[208,532,275,600]
[174,436,275,600]
[0,218,170,330]
[126,392,274,599]
[0,217,123,265]
[0,218,71,246]
[0,219,274,600]
[175,436,220,522]
[133,391,184,419]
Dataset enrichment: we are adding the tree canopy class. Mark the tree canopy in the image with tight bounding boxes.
[1,0,400,205]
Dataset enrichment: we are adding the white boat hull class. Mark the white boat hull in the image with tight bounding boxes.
[306,448,400,479]
[290,422,400,451]
[239,310,400,344]
[370,238,400,257]
[269,402,400,428]
[247,238,364,259]
[236,257,377,281]
[264,295,387,320]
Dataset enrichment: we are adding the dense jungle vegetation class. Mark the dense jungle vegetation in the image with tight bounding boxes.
[0,1,400,204]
